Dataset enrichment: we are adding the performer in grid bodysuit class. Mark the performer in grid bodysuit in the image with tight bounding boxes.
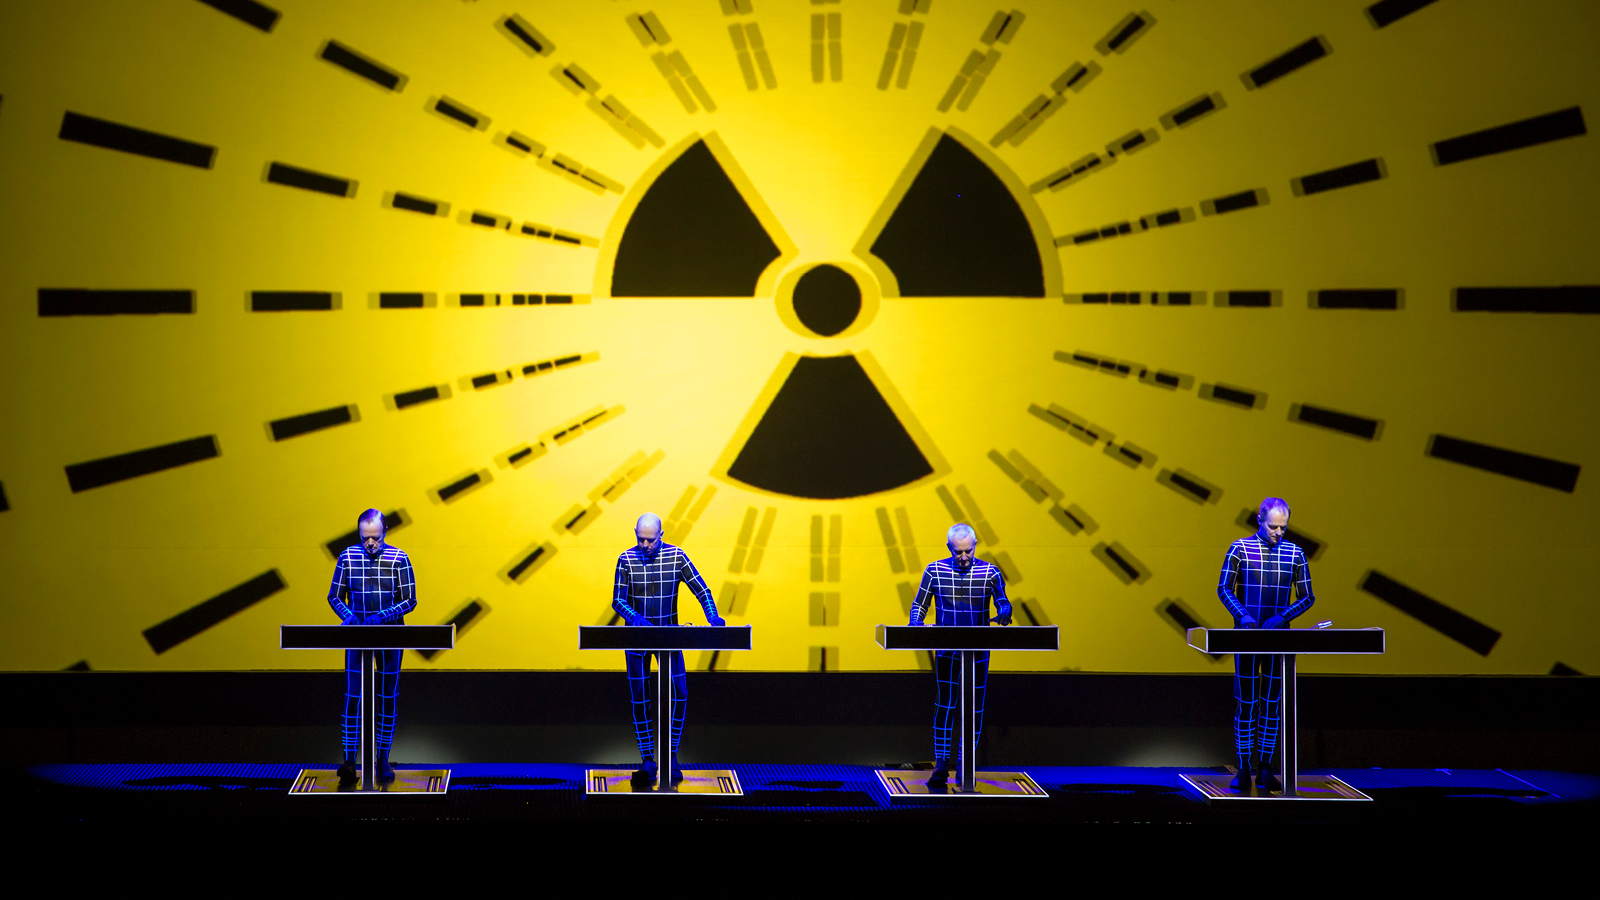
[327,508,417,784]
[1216,497,1314,792]
[611,513,724,780]
[909,523,1011,785]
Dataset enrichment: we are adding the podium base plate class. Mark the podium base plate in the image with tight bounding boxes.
[876,769,1048,800]
[585,768,743,797]
[288,767,450,796]
[1181,772,1372,804]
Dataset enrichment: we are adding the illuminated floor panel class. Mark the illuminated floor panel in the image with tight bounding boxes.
[23,762,1595,824]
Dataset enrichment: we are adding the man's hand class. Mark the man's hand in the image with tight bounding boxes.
[1263,615,1288,630]
[363,612,386,626]
[908,619,925,626]
[626,614,651,627]
[992,605,1013,626]
[1240,614,1258,629]
[341,613,360,626]
[707,615,726,627]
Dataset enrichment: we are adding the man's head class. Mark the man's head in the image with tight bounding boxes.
[1257,497,1290,546]
[635,513,663,555]
[947,523,978,568]
[357,508,386,556]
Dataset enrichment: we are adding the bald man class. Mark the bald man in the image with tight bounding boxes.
[611,513,725,784]
[327,508,417,786]
[1218,496,1316,793]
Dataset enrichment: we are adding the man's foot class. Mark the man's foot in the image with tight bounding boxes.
[670,753,685,784]
[633,758,658,783]
[926,760,950,788]
[336,760,358,786]
[1229,768,1253,792]
[376,754,396,783]
[1256,766,1283,793]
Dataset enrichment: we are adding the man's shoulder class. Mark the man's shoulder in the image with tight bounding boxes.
[382,546,411,563]
[924,558,952,575]
[1279,540,1307,558]
[1227,537,1255,552]
[337,546,366,564]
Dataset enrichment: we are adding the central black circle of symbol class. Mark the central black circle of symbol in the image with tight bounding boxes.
[792,264,862,337]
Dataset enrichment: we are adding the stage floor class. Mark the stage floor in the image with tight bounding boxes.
[20,762,1599,827]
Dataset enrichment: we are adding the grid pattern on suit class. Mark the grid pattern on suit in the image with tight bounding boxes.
[627,651,687,758]
[908,558,1010,627]
[327,544,417,623]
[933,650,990,763]
[342,649,402,752]
[1233,653,1283,771]
[1216,536,1314,626]
[611,544,719,759]
[1217,535,1315,770]
[326,543,417,754]
[910,557,1011,762]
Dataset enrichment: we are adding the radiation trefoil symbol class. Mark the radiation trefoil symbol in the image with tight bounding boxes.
[598,128,1060,500]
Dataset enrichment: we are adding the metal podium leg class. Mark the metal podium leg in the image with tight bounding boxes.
[655,651,672,792]
[361,647,377,792]
[959,650,977,793]
[1280,653,1298,797]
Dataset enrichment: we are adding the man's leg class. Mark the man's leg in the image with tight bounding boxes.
[968,651,991,767]
[1233,653,1259,787]
[625,650,654,764]
[667,650,688,754]
[374,649,401,781]
[339,649,361,784]
[1255,653,1284,788]
[932,650,959,767]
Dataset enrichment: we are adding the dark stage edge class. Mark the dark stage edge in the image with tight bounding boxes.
[22,763,1599,827]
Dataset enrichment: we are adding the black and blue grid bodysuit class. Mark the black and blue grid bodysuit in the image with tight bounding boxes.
[611,543,720,760]
[909,557,1011,764]
[327,542,417,754]
[1217,534,1315,772]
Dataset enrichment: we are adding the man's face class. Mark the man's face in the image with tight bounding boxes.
[949,536,977,568]
[1259,509,1289,546]
[636,521,662,554]
[359,519,385,556]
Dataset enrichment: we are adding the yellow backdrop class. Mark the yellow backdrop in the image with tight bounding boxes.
[1,0,1596,675]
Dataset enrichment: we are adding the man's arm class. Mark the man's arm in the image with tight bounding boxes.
[679,552,724,625]
[367,554,418,624]
[612,556,646,625]
[989,565,1012,625]
[1217,544,1254,625]
[1283,548,1316,621]
[327,554,355,623]
[909,567,936,624]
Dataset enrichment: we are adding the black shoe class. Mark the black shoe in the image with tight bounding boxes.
[634,759,658,783]
[670,753,684,784]
[336,760,358,786]
[376,754,396,783]
[1229,769,1253,792]
[1256,766,1283,793]
[926,761,950,788]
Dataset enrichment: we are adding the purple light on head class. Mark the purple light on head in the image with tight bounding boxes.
[1258,497,1290,522]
